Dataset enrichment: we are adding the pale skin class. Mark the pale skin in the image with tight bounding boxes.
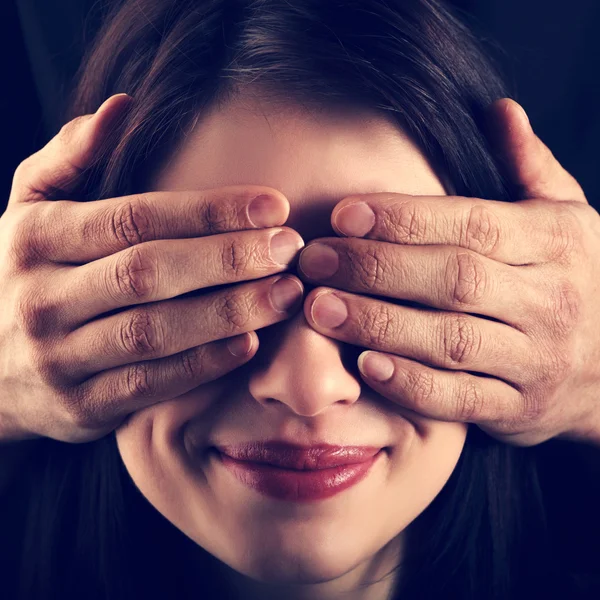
[116,92,467,600]
[0,89,598,599]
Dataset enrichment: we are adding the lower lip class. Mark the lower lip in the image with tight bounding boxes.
[217,450,384,502]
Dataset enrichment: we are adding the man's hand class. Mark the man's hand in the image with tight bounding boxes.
[297,98,600,447]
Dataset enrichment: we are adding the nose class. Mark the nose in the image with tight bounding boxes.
[248,309,363,416]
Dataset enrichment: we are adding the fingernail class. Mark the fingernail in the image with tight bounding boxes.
[270,276,304,312]
[358,351,394,382]
[299,243,339,279]
[247,194,287,228]
[227,332,253,357]
[334,202,376,237]
[270,230,304,266]
[311,292,347,328]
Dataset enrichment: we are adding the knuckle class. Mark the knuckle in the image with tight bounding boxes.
[57,115,92,145]
[176,346,208,381]
[520,344,549,388]
[405,369,437,410]
[546,345,573,382]
[547,206,582,263]
[546,278,582,334]
[118,308,164,358]
[202,195,241,234]
[462,204,502,256]
[30,345,68,389]
[5,208,45,270]
[527,342,572,397]
[446,250,488,307]
[440,313,481,366]
[357,304,398,347]
[221,237,252,278]
[59,386,103,431]
[14,284,59,339]
[383,201,429,243]
[520,389,546,424]
[111,245,159,302]
[214,289,256,332]
[13,156,36,184]
[110,197,156,247]
[456,376,485,421]
[347,246,389,291]
[62,401,98,431]
[125,361,159,399]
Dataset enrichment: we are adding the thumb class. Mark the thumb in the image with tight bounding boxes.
[8,93,133,205]
[485,98,587,204]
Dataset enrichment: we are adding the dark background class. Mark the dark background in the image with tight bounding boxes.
[1,0,599,586]
[1,0,599,212]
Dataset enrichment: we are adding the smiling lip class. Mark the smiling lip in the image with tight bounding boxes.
[215,442,384,502]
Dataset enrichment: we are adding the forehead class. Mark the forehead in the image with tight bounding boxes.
[150,94,446,241]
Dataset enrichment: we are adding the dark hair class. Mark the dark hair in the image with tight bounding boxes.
[3,0,596,598]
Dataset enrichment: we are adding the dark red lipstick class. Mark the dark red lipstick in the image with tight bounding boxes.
[215,441,384,502]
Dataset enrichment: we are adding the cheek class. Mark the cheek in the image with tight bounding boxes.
[386,421,468,527]
[115,386,224,517]
[415,421,468,479]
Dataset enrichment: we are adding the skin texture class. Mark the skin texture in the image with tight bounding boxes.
[116,91,468,600]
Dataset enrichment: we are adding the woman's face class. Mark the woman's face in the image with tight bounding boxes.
[116,92,468,600]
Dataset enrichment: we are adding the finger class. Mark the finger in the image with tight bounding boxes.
[60,274,303,381]
[72,330,260,431]
[49,226,304,329]
[23,185,290,265]
[298,237,536,327]
[330,192,581,265]
[303,287,536,385]
[8,94,133,205]
[355,351,523,427]
[485,98,587,203]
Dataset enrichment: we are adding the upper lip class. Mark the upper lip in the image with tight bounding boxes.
[215,441,383,470]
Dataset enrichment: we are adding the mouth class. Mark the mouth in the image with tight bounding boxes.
[214,441,386,470]
[213,444,387,502]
